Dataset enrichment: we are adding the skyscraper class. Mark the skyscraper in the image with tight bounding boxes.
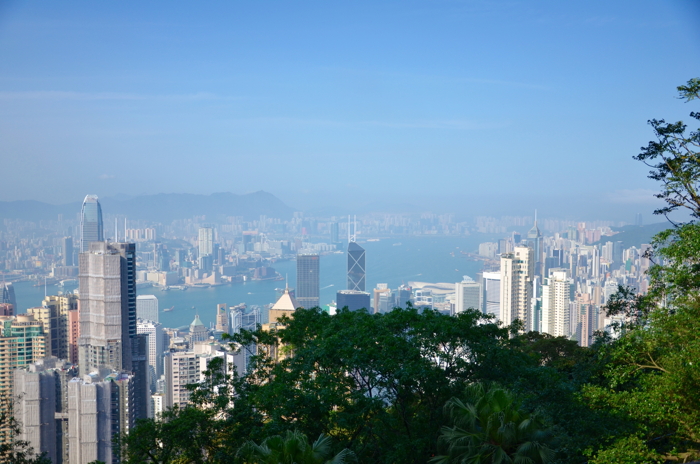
[136,294,159,323]
[296,254,320,308]
[0,282,16,314]
[79,195,104,252]
[62,236,74,266]
[526,214,543,278]
[78,242,136,375]
[455,276,481,314]
[500,246,534,329]
[198,227,214,258]
[347,241,366,292]
[541,269,574,337]
[481,272,501,318]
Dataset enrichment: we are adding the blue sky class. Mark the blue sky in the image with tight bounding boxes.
[0,1,698,219]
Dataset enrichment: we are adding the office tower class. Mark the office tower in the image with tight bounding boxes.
[347,242,366,292]
[215,304,229,333]
[373,284,392,314]
[455,276,481,314]
[78,242,137,376]
[541,269,573,337]
[136,295,159,323]
[189,314,209,344]
[635,213,643,226]
[77,241,149,430]
[0,282,17,313]
[62,237,74,266]
[137,320,165,378]
[0,315,46,400]
[500,246,534,328]
[336,290,371,312]
[482,272,501,318]
[164,351,199,410]
[296,254,320,308]
[79,195,104,252]
[330,222,340,244]
[27,294,77,360]
[396,284,412,308]
[68,372,136,464]
[198,227,213,258]
[526,215,543,278]
[230,305,262,375]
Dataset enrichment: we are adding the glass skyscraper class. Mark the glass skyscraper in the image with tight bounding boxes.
[296,254,320,308]
[347,241,366,291]
[80,194,104,252]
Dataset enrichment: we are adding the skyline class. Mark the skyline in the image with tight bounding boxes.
[1,1,699,219]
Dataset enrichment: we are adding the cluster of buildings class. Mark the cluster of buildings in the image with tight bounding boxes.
[0,194,651,463]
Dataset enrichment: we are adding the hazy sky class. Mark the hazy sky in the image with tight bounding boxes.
[1,1,698,219]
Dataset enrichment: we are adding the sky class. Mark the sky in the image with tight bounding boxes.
[0,1,698,220]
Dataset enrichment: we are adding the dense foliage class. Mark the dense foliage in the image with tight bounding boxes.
[120,79,700,464]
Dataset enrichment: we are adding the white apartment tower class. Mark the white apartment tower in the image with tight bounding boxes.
[541,268,573,337]
[500,246,534,329]
[198,227,214,257]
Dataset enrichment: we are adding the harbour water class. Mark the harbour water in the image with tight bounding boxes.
[13,235,493,330]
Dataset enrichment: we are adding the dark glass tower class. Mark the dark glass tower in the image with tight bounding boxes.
[80,194,104,252]
[347,241,366,291]
[296,254,320,308]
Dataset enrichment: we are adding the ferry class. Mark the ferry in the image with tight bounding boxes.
[163,306,174,312]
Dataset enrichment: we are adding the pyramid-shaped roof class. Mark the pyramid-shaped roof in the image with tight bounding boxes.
[190,314,205,327]
[272,288,299,312]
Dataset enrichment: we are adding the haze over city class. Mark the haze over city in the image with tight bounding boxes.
[1,1,699,218]
[2,2,700,464]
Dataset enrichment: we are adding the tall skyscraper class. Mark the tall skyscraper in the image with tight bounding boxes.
[296,254,320,308]
[347,242,366,292]
[198,227,214,258]
[62,236,74,266]
[137,319,165,378]
[455,276,481,314]
[526,214,543,278]
[136,294,159,323]
[373,284,392,314]
[79,195,104,252]
[482,272,501,318]
[541,268,574,338]
[78,242,137,375]
[0,314,46,401]
[500,246,534,329]
[0,282,17,313]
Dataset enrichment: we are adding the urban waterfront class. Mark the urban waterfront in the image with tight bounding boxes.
[14,235,488,329]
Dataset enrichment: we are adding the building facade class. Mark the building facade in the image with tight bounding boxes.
[296,254,320,308]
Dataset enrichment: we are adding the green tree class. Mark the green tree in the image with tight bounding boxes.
[237,430,355,464]
[432,383,556,464]
[581,78,700,462]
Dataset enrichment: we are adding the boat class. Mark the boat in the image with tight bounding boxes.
[393,242,402,246]
[163,306,174,312]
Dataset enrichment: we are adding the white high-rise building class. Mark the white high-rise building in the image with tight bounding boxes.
[137,319,165,377]
[198,227,214,257]
[541,268,573,337]
[164,351,200,410]
[482,271,501,318]
[136,295,159,323]
[500,246,534,329]
[455,276,481,314]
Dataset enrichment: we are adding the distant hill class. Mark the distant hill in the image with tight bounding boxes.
[0,191,294,223]
[595,222,671,248]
